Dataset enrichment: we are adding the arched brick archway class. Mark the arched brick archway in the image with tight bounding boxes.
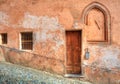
[81,2,111,43]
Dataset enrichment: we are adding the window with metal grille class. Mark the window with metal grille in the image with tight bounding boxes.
[21,32,33,50]
[1,33,7,44]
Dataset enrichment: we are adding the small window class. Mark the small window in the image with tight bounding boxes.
[1,33,7,44]
[21,32,33,50]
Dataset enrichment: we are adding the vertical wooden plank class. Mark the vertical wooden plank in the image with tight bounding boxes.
[66,31,81,74]
[66,32,72,66]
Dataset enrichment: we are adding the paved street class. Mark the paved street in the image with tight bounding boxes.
[0,62,92,84]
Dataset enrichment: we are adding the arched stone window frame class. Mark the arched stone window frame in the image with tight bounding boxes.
[81,2,111,43]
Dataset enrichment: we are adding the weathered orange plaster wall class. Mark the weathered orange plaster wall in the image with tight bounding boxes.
[0,0,120,84]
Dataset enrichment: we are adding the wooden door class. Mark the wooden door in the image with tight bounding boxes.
[66,31,81,74]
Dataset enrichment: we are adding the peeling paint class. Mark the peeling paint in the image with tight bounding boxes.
[0,11,9,26]
[87,45,120,70]
[21,12,61,30]
[100,46,120,69]
[22,13,41,28]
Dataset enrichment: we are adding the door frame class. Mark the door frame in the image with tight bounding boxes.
[65,29,83,77]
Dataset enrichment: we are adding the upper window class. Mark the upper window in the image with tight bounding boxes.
[86,8,105,41]
[1,33,7,44]
[21,32,33,50]
[82,2,111,43]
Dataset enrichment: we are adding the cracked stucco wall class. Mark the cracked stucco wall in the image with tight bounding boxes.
[0,0,120,84]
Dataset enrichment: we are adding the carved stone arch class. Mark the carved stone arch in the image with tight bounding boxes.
[81,2,111,43]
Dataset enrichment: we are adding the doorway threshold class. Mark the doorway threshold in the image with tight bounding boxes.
[64,74,85,78]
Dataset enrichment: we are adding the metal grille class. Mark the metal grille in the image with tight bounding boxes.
[21,32,33,50]
[1,33,7,44]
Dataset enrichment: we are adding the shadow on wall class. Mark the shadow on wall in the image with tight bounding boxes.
[0,45,64,75]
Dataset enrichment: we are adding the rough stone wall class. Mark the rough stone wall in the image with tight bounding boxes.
[0,0,120,84]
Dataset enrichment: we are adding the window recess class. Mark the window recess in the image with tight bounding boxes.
[21,32,33,50]
[1,33,7,44]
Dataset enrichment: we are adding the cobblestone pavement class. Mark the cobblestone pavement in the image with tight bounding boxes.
[0,62,92,84]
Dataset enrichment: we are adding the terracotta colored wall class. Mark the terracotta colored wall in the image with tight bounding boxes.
[0,46,64,74]
[0,0,120,84]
